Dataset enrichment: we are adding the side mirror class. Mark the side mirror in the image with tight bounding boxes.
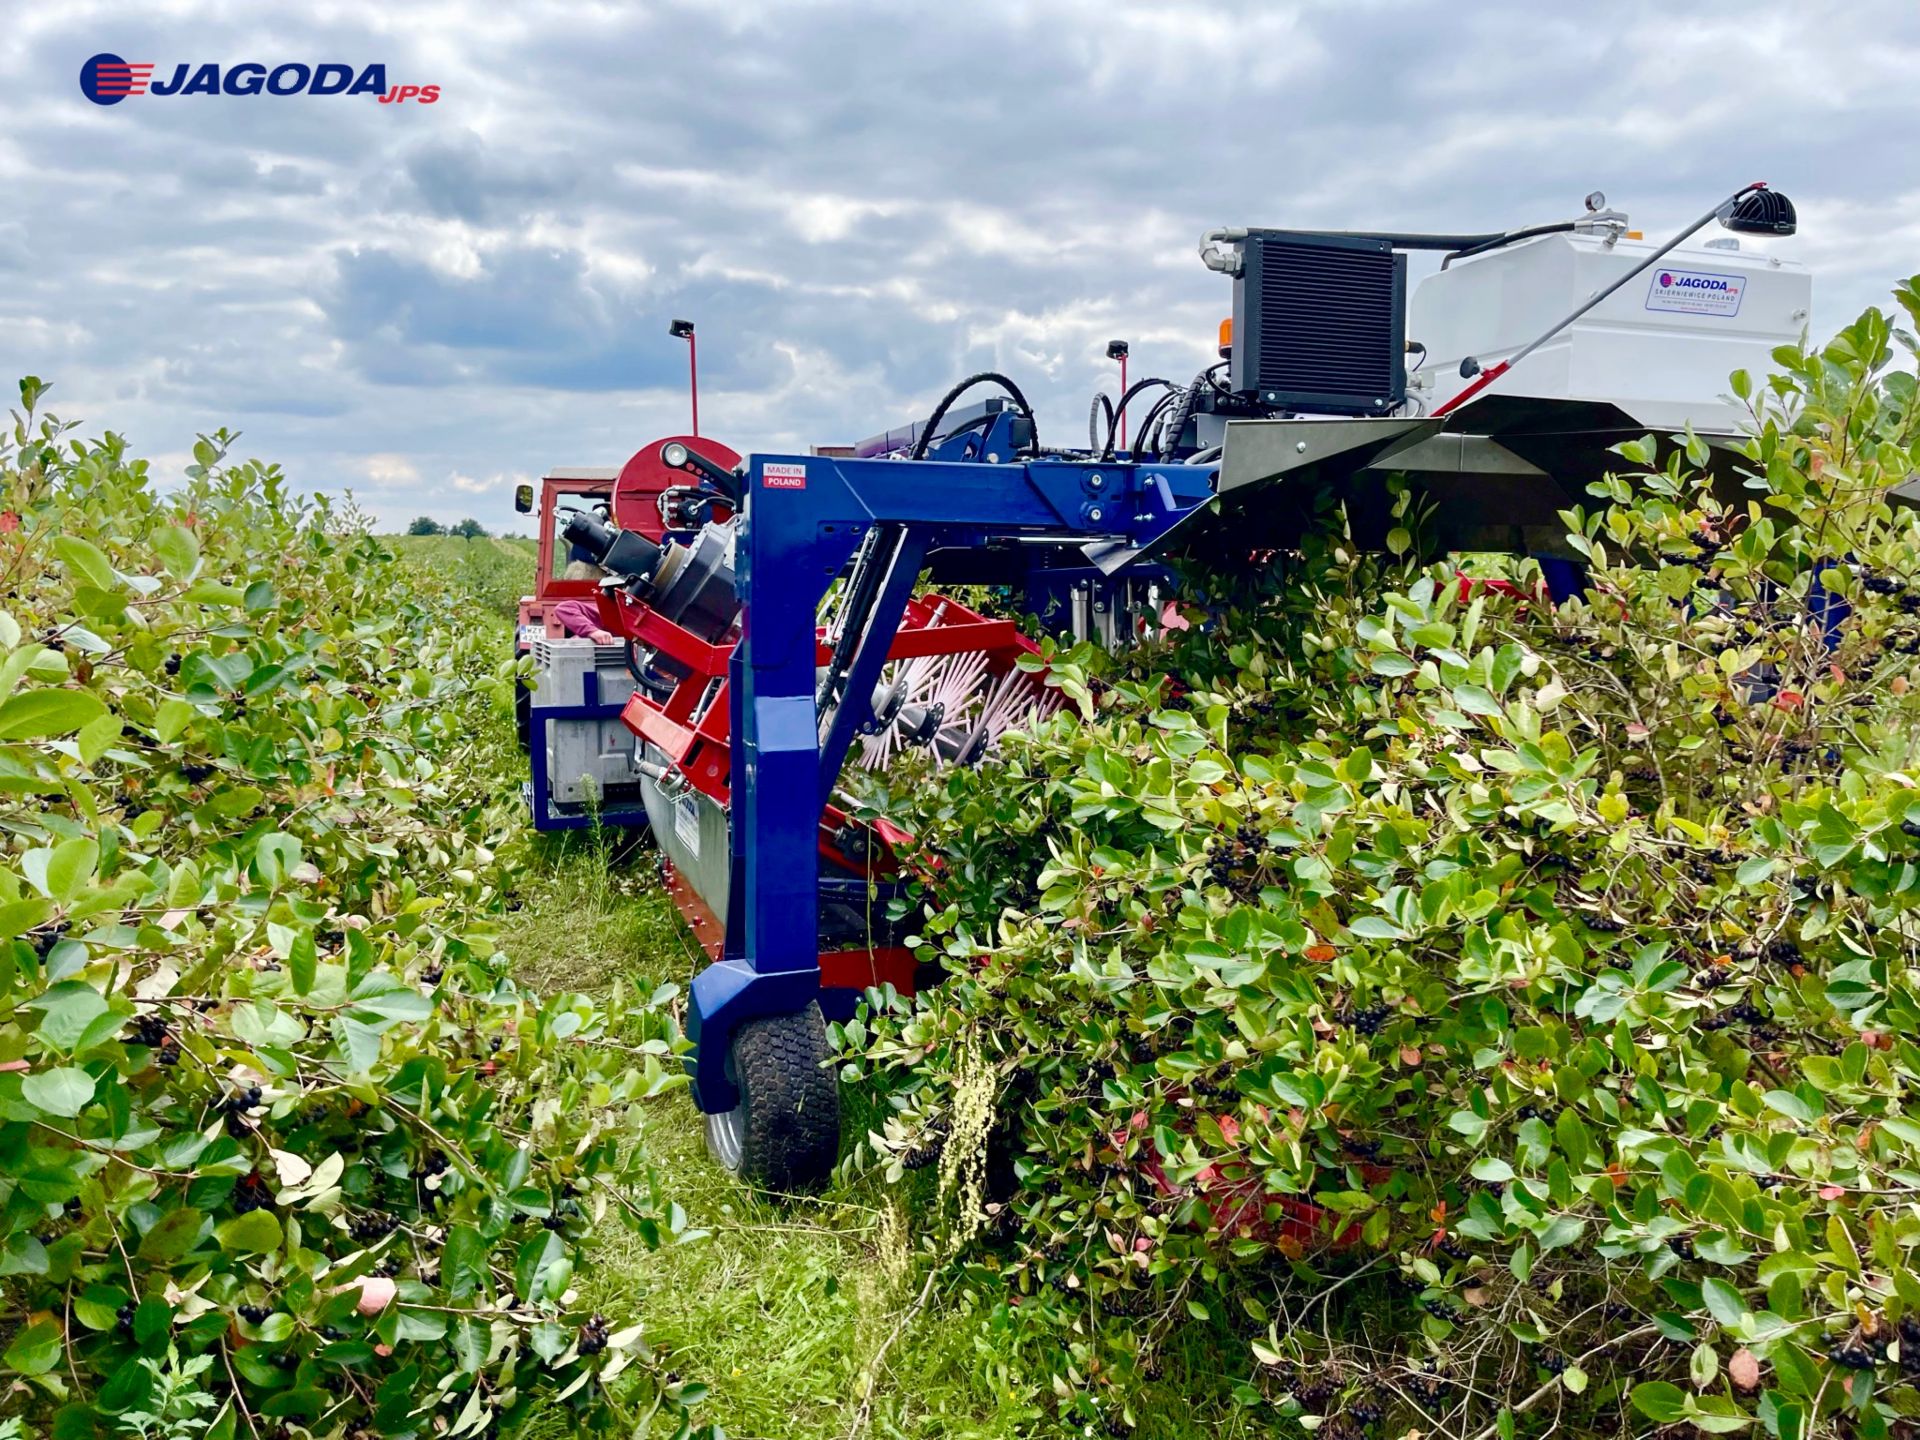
[513,483,534,514]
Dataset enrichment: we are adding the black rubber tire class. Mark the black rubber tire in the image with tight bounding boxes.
[513,664,532,754]
[718,1001,840,1191]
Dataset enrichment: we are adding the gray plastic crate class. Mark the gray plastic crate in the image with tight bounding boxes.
[533,638,647,807]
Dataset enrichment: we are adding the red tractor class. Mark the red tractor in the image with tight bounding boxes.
[511,437,738,829]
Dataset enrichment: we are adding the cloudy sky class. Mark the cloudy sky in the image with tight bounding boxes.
[3,0,1917,531]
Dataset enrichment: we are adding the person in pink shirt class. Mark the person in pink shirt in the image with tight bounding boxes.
[552,561,616,645]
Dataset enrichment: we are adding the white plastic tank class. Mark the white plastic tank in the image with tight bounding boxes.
[1408,228,1811,432]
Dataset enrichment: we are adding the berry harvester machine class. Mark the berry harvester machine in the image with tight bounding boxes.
[556,182,1805,1188]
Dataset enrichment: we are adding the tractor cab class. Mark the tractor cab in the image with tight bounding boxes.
[514,467,619,658]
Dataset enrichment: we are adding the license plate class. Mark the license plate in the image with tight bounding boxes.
[517,624,543,646]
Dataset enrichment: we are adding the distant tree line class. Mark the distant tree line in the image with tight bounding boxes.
[407,516,489,538]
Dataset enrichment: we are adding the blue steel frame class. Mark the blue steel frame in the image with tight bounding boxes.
[684,424,1215,1112]
[525,666,654,833]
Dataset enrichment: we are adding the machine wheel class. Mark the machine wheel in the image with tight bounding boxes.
[702,1002,840,1191]
[513,656,533,753]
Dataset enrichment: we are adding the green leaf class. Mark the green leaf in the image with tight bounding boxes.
[254,1313,294,1343]
[442,1225,486,1300]
[1538,1215,1585,1251]
[1554,1109,1592,1168]
[54,535,118,591]
[152,524,201,578]
[289,930,317,995]
[183,580,245,606]
[1350,915,1403,941]
[74,1286,125,1330]
[1762,1089,1817,1123]
[1828,1214,1861,1273]
[29,981,110,1052]
[1735,857,1776,887]
[351,988,433,1025]
[338,1017,384,1072]
[1702,1277,1747,1327]
[1451,684,1503,718]
[44,837,99,903]
[450,1318,486,1373]
[1447,1110,1488,1141]
[3,1318,62,1375]
[21,1065,97,1117]
[153,697,200,743]
[255,832,302,887]
[98,1355,156,1413]
[1632,1381,1688,1423]
[514,1231,565,1303]
[0,897,53,938]
[137,1206,206,1263]
[0,687,109,740]
[78,710,121,764]
[1687,1400,1753,1434]
[216,1209,283,1255]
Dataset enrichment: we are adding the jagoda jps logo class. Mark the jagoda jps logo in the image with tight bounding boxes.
[80,53,439,106]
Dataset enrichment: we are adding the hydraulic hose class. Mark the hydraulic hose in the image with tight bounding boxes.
[1100,377,1176,461]
[909,372,1037,460]
[1155,371,1211,461]
[817,524,905,714]
[1441,221,1578,269]
[1088,392,1114,453]
[1131,391,1181,461]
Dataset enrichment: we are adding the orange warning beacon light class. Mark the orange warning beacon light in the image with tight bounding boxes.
[1217,317,1232,358]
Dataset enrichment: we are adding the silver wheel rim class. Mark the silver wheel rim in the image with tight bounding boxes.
[704,1105,745,1173]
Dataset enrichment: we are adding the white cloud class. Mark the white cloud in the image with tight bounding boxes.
[358,454,422,488]
[0,0,1915,531]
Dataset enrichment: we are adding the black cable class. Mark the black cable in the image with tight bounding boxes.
[816,525,905,713]
[1236,226,1508,252]
[1440,222,1577,269]
[1155,371,1211,461]
[1100,377,1176,461]
[1131,391,1180,462]
[1088,393,1114,453]
[909,372,1037,460]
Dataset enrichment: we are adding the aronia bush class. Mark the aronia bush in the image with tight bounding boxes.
[848,285,1920,1440]
[0,382,707,1440]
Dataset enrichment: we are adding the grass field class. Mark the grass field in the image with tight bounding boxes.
[391,532,539,618]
